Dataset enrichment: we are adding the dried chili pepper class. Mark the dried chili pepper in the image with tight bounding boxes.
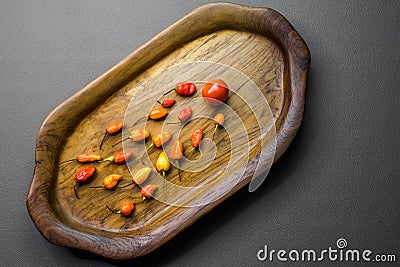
[212,113,225,141]
[73,166,96,199]
[163,82,197,96]
[90,174,122,189]
[167,106,192,124]
[106,200,134,217]
[100,121,124,149]
[188,128,203,154]
[112,128,149,147]
[157,99,176,108]
[99,151,133,164]
[141,184,157,200]
[59,153,102,165]
[170,140,183,181]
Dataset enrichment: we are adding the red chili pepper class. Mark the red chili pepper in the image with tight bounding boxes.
[167,106,192,125]
[60,153,102,165]
[73,166,96,199]
[106,200,134,217]
[170,140,183,181]
[100,121,124,149]
[201,79,229,106]
[163,82,197,96]
[188,128,203,154]
[212,113,225,141]
[141,184,157,200]
[99,151,133,164]
[157,99,176,108]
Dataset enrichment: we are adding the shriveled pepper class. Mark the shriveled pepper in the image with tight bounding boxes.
[60,153,102,165]
[99,151,133,164]
[90,174,122,189]
[170,140,183,181]
[141,184,157,200]
[106,200,134,217]
[113,128,149,147]
[156,151,170,179]
[157,99,175,108]
[163,82,197,96]
[100,121,124,149]
[73,166,96,199]
[188,128,203,154]
[212,113,225,141]
[167,106,192,124]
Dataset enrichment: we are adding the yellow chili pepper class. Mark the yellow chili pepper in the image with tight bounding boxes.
[132,167,152,185]
[156,151,170,179]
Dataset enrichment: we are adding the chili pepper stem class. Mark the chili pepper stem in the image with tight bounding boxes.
[99,132,108,150]
[118,181,134,188]
[89,185,105,189]
[106,205,121,214]
[212,124,219,141]
[132,116,148,127]
[112,137,130,147]
[187,146,196,155]
[163,88,175,95]
[73,182,80,199]
[166,121,180,124]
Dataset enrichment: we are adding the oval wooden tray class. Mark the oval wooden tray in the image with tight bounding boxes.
[27,3,310,259]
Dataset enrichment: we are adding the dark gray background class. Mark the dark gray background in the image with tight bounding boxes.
[1,0,399,266]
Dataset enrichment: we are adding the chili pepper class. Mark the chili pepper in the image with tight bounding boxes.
[156,151,170,179]
[188,128,203,154]
[133,167,152,185]
[170,140,183,181]
[141,184,157,200]
[202,79,229,106]
[163,82,197,96]
[112,128,149,147]
[100,121,124,149]
[99,151,133,164]
[59,153,102,165]
[167,106,192,124]
[157,99,175,108]
[90,174,122,189]
[212,113,225,141]
[106,200,134,217]
[133,107,169,126]
[73,166,96,199]
[147,131,172,151]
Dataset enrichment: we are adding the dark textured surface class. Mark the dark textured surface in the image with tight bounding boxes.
[1,0,399,266]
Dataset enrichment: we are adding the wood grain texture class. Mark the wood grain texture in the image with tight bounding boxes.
[26,3,310,259]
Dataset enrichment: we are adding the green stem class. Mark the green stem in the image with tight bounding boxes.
[176,160,181,181]
[89,185,104,189]
[98,155,114,163]
[112,137,130,147]
[106,204,121,214]
[212,124,218,141]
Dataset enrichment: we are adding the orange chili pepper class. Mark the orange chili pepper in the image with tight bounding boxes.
[99,151,133,164]
[148,107,169,120]
[148,131,172,150]
[73,166,96,199]
[170,140,183,181]
[212,113,224,141]
[100,121,124,149]
[141,184,157,200]
[90,174,122,189]
[106,200,134,217]
[59,153,101,165]
[112,128,149,147]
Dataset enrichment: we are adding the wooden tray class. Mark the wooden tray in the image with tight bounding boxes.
[27,2,310,259]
